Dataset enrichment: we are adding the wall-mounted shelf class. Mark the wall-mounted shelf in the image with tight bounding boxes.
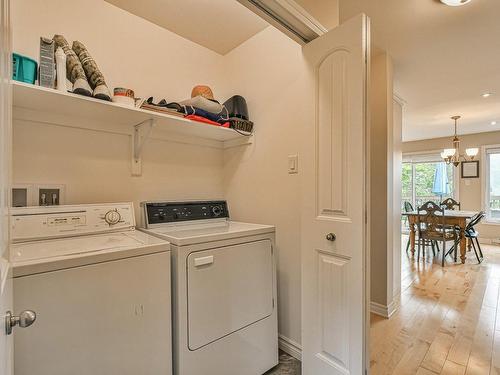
[12,81,253,175]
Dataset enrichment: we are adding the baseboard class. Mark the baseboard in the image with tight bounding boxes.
[479,237,493,245]
[278,334,302,361]
[370,295,400,318]
[474,237,500,245]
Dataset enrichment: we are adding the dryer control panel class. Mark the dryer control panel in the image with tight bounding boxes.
[144,201,229,226]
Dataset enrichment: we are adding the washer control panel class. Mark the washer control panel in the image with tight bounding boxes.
[144,201,229,226]
[11,203,135,242]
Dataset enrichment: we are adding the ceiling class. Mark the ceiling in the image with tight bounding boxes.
[340,0,500,141]
[104,0,268,55]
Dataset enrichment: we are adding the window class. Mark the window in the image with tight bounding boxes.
[402,153,457,211]
[483,147,500,222]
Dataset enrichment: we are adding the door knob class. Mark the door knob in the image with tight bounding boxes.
[5,310,37,335]
[326,233,336,242]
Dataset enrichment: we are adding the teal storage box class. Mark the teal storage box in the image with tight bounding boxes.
[12,53,37,84]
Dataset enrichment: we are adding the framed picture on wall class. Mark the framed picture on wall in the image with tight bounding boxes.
[461,160,480,178]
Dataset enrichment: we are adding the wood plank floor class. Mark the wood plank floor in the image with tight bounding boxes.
[371,237,500,375]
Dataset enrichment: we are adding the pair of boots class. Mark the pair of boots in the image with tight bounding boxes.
[53,35,111,101]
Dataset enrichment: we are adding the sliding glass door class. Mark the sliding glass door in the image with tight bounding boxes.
[402,155,456,211]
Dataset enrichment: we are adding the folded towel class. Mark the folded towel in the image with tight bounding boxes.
[186,115,230,128]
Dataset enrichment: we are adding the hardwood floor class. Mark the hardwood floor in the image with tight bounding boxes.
[371,237,500,374]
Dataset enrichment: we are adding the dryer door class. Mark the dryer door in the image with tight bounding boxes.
[187,239,274,350]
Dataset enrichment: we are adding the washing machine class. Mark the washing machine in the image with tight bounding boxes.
[11,203,172,375]
[140,200,278,375]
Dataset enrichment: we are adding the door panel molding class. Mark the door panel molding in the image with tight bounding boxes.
[316,48,351,220]
[317,252,349,372]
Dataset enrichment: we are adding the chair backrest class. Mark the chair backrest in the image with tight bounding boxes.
[466,211,485,231]
[441,197,460,210]
[404,201,414,213]
[417,201,445,237]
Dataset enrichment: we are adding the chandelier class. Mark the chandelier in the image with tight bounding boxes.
[441,115,478,167]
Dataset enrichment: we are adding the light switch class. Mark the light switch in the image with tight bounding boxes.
[288,154,299,174]
[465,179,471,186]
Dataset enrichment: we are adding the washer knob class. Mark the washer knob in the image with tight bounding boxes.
[104,210,121,225]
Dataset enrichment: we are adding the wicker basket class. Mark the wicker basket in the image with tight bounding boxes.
[230,118,254,133]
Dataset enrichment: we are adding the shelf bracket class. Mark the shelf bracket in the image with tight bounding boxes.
[131,118,155,176]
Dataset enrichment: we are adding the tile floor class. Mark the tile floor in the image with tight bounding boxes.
[265,351,301,375]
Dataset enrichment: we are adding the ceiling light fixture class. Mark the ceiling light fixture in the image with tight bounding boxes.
[440,0,472,6]
[492,121,497,125]
[441,116,478,167]
[482,92,493,98]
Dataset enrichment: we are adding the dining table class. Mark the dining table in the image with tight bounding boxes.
[403,210,477,264]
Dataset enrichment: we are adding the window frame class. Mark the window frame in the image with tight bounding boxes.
[481,145,500,224]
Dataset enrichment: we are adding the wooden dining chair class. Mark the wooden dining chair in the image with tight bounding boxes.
[404,201,439,255]
[440,198,461,210]
[417,201,459,266]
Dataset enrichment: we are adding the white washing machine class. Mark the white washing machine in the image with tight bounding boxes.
[11,203,172,375]
[140,200,278,375]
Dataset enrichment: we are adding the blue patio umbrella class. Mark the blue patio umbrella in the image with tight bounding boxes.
[432,162,450,201]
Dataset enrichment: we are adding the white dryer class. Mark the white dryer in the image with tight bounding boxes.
[140,200,278,375]
[11,203,172,375]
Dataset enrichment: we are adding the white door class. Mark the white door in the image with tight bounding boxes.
[0,0,13,374]
[301,14,370,375]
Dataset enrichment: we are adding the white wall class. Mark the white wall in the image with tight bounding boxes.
[221,27,305,346]
[12,0,304,347]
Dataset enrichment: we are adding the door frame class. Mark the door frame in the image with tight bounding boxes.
[0,0,13,373]
[365,19,372,374]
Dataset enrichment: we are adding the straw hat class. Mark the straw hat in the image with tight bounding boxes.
[191,85,214,100]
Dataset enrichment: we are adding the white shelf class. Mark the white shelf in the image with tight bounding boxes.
[12,81,252,146]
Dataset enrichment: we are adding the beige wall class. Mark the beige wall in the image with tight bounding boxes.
[12,0,304,347]
[403,131,500,240]
[12,0,226,222]
[369,51,401,310]
[392,100,403,300]
[295,0,339,30]
[370,52,393,306]
[12,0,226,102]
[221,27,305,346]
